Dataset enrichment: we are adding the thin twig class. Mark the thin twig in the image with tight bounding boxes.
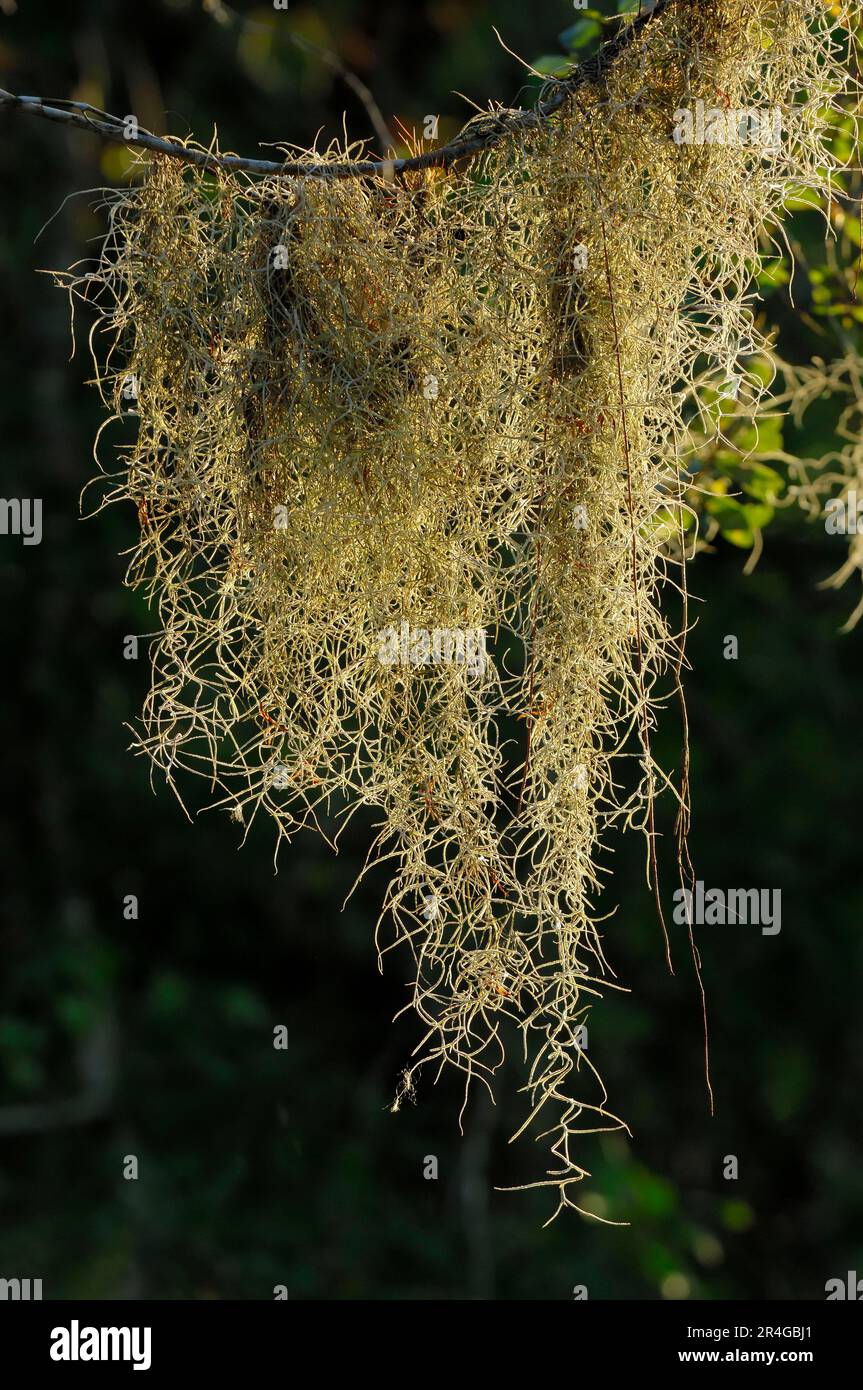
[206,0,395,155]
[0,0,674,180]
[286,30,395,156]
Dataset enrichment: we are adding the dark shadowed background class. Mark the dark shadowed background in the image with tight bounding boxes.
[0,0,861,1300]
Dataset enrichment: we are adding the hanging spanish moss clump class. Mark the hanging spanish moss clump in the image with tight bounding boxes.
[63,0,857,1219]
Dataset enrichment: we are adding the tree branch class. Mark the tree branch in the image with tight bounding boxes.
[0,0,673,180]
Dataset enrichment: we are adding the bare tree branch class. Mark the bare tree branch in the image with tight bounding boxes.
[0,1,673,180]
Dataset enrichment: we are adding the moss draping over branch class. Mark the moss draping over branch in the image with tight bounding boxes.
[59,0,858,1219]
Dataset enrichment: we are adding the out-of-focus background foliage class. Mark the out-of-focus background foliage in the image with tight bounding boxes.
[0,0,861,1300]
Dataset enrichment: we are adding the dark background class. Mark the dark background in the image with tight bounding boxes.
[0,0,861,1300]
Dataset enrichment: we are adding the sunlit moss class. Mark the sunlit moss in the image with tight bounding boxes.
[60,0,856,1220]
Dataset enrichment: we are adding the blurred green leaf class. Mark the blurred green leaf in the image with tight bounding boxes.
[532,54,574,78]
[559,18,602,50]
